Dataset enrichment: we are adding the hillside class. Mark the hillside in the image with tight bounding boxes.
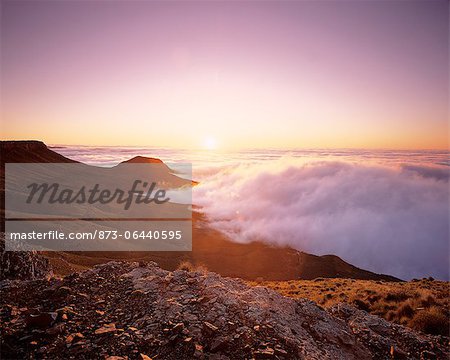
[247,277,449,337]
[1,261,447,360]
[0,141,77,164]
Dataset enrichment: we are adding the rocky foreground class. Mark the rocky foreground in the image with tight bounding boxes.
[0,247,53,281]
[0,261,448,360]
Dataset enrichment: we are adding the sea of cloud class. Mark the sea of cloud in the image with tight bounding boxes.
[54,146,449,280]
[194,160,449,280]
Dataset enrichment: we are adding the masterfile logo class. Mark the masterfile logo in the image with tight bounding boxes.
[26,180,170,210]
[5,163,193,251]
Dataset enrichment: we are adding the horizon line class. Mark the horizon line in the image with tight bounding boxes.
[1,139,449,152]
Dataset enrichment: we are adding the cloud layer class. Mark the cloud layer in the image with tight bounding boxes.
[194,161,449,280]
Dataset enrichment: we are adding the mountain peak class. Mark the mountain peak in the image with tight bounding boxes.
[121,156,163,164]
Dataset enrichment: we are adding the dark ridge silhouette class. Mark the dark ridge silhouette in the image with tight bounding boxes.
[1,140,77,163]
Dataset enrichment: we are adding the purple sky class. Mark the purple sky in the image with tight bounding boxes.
[1,0,448,149]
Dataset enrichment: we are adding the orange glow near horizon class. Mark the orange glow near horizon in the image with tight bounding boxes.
[1,1,448,151]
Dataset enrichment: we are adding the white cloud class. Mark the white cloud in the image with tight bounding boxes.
[194,161,449,280]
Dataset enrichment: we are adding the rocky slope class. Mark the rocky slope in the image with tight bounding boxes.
[0,236,52,281]
[249,277,449,337]
[0,261,447,360]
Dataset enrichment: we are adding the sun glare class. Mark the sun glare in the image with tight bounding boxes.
[202,136,218,150]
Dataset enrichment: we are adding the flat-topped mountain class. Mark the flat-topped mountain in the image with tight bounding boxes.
[1,141,77,164]
[121,156,164,164]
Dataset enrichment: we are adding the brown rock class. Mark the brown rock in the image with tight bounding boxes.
[210,336,229,352]
[26,312,57,328]
[139,354,152,360]
[173,322,184,333]
[274,347,288,356]
[56,306,77,319]
[66,332,84,344]
[254,348,275,359]
[194,344,204,358]
[389,345,408,359]
[46,323,65,336]
[203,321,219,336]
[95,323,117,335]
[56,286,72,297]
[131,290,145,296]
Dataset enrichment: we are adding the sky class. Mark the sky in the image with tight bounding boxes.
[1,0,448,150]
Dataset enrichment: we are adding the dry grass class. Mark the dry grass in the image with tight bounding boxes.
[248,277,449,336]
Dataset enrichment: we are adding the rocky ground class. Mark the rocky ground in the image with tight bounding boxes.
[247,277,450,337]
[1,261,448,360]
[0,245,53,281]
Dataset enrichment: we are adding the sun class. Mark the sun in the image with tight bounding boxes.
[202,136,218,150]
